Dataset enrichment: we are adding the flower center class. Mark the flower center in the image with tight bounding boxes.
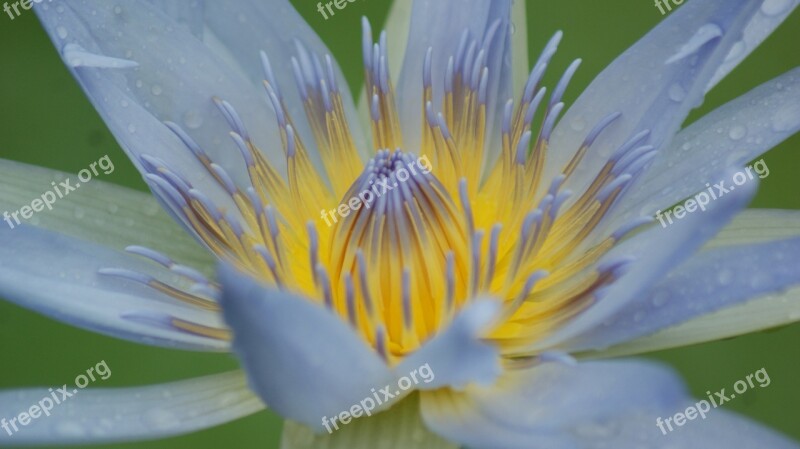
[104,19,657,364]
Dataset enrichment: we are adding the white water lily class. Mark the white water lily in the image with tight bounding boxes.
[1,0,800,448]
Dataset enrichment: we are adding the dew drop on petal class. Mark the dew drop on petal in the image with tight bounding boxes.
[728,125,746,141]
[761,0,792,16]
[56,26,68,39]
[570,117,586,132]
[717,268,734,286]
[113,5,123,14]
[151,84,163,96]
[668,83,686,102]
[771,102,800,132]
[183,110,203,129]
[55,421,86,437]
[652,290,669,307]
[142,409,180,430]
[127,123,136,134]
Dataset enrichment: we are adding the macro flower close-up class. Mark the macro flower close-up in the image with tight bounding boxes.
[1,0,800,448]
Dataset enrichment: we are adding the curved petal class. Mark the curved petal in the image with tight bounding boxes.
[0,158,211,270]
[0,371,263,445]
[34,1,275,225]
[546,0,771,197]
[395,0,513,152]
[0,225,227,351]
[611,67,800,229]
[706,0,799,91]
[217,263,394,431]
[421,359,797,449]
[585,209,800,358]
[396,299,503,390]
[200,0,366,156]
[567,236,800,353]
[536,168,757,351]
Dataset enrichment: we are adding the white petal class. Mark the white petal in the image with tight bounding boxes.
[536,168,756,351]
[395,0,513,152]
[0,225,226,351]
[0,371,262,445]
[217,263,394,431]
[586,209,800,358]
[396,299,503,390]
[421,359,797,449]
[706,0,799,91]
[545,1,776,198]
[610,68,800,230]
[0,158,211,270]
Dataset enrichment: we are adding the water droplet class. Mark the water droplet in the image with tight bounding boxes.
[771,102,800,132]
[726,41,745,61]
[183,110,203,129]
[728,125,746,141]
[120,99,129,108]
[56,26,68,39]
[55,421,86,437]
[135,79,143,88]
[668,83,686,102]
[127,124,136,134]
[761,0,792,16]
[113,5,122,14]
[717,268,734,285]
[570,117,586,132]
[652,291,669,307]
[151,84,163,96]
[142,409,180,430]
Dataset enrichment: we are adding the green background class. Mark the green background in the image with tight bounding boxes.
[1,0,799,447]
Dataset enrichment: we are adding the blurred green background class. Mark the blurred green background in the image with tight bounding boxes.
[0,0,798,448]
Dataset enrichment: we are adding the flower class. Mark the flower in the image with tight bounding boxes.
[1,0,800,448]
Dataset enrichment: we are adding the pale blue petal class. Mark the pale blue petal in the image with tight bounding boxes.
[706,0,799,91]
[535,168,756,351]
[0,226,227,351]
[421,359,797,449]
[395,0,512,153]
[217,263,394,431]
[610,68,800,229]
[396,299,502,390]
[34,1,276,224]
[546,1,771,197]
[201,0,366,156]
[0,371,262,445]
[567,236,800,352]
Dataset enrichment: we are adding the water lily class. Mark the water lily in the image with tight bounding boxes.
[1,0,800,447]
